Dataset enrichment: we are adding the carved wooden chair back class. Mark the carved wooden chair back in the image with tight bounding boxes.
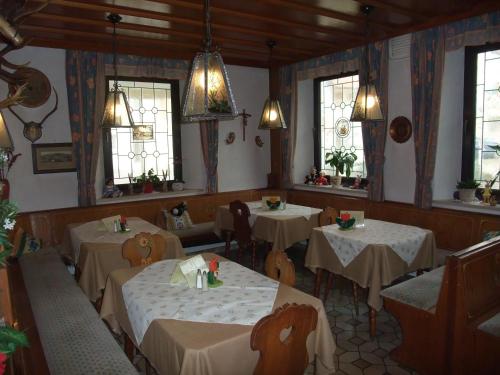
[122,232,165,267]
[229,200,252,247]
[251,303,318,375]
[319,207,338,226]
[264,250,296,286]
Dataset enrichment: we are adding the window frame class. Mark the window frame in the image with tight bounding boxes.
[102,76,182,186]
[462,42,500,186]
[313,71,365,177]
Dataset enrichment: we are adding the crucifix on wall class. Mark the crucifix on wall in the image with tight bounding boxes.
[237,109,251,141]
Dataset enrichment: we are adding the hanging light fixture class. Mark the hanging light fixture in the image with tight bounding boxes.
[182,0,237,121]
[102,13,134,128]
[0,112,13,151]
[350,5,383,122]
[259,40,286,130]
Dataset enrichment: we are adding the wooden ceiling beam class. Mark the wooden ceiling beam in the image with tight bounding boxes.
[360,0,429,21]
[29,12,314,58]
[148,0,365,40]
[19,24,298,63]
[42,0,340,49]
[256,0,394,32]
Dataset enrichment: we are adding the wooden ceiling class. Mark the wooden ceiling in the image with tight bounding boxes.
[13,0,500,67]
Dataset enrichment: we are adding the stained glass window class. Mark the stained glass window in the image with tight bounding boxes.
[104,79,181,184]
[474,48,500,188]
[318,74,366,177]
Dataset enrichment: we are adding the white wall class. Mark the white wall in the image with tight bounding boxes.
[294,41,465,204]
[1,46,269,212]
[0,46,78,212]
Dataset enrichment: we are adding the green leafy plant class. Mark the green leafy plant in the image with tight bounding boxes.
[488,144,500,156]
[325,150,357,177]
[0,325,28,355]
[133,169,161,185]
[456,179,480,189]
[0,200,17,266]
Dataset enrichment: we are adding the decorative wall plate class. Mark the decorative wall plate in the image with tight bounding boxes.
[389,116,412,143]
[8,67,51,108]
[225,132,235,144]
[255,136,264,148]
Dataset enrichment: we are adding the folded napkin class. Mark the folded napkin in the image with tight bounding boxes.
[101,215,121,232]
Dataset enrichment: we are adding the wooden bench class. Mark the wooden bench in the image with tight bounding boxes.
[155,210,220,247]
[381,237,500,375]
[17,248,138,375]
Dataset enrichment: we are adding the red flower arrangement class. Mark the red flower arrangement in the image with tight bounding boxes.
[340,213,351,221]
[0,352,6,375]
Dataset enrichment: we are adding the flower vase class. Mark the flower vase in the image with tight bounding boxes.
[0,179,9,200]
[207,271,216,285]
[143,182,154,194]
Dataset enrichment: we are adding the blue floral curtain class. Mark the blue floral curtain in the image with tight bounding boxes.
[359,40,389,202]
[66,50,104,207]
[199,120,219,193]
[411,27,446,209]
[445,10,500,51]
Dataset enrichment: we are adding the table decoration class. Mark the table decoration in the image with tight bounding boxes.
[336,213,355,230]
[170,254,209,288]
[207,257,223,287]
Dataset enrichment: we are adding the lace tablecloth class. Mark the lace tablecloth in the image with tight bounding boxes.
[246,201,317,227]
[321,219,427,267]
[123,260,279,345]
[70,217,160,261]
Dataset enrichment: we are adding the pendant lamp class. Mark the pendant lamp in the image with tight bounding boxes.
[102,13,134,128]
[182,0,238,121]
[259,41,286,130]
[350,5,383,122]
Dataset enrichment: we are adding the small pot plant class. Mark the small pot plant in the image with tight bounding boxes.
[325,150,357,187]
[134,169,161,194]
[456,179,480,202]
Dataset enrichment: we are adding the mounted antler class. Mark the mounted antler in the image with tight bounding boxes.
[8,87,58,142]
[0,84,24,109]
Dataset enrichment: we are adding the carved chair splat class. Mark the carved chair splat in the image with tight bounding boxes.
[122,232,165,267]
[251,303,318,375]
[229,200,257,269]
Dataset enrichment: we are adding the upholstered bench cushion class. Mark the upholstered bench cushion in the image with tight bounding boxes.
[171,221,215,239]
[19,248,138,375]
[381,266,445,311]
[478,312,500,338]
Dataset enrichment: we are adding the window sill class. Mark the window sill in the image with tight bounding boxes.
[433,199,500,216]
[292,184,368,198]
[96,189,205,206]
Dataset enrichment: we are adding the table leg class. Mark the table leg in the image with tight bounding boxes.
[352,282,359,316]
[324,273,334,302]
[224,230,232,257]
[369,307,377,337]
[314,268,323,298]
[124,333,135,361]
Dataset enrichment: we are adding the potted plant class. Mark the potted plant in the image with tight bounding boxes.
[325,150,357,187]
[456,179,480,202]
[134,169,161,194]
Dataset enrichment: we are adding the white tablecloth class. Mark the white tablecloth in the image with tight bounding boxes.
[245,201,317,227]
[122,259,279,345]
[70,217,160,261]
[321,219,427,267]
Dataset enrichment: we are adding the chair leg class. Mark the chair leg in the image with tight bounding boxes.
[124,333,135,361]
[369,307,377,337]
[314,268,323,298]
[251,241,256,270]
[323,272,334,302]
[352,282,359,316]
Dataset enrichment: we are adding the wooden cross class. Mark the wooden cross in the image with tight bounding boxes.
[238,109,252,141]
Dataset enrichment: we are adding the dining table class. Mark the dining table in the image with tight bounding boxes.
[61,217,185,302]
[305,219,436,336]
[100,253,336,375]
[214,201,322,252]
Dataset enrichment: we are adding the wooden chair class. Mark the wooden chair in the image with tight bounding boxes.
[229,200,257,269]
[122,232,165,267]
[317,206,361,315]
[251,303,318,375]
[264,250,295,286]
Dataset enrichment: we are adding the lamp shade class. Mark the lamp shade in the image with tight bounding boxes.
[102,88,134,128]
[258,98,286,130]
[183,51,237,121]
[0,111,13,150]
[350,83,383,122]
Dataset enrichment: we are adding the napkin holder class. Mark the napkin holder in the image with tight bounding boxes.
[170,255,209,288]
[101,215,122,232]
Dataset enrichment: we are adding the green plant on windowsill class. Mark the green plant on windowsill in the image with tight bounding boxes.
[325,150,357,187]
[456,179,480,189]
[456,179,480,203]
[133,169,161,194]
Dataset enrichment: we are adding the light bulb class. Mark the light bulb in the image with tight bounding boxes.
[269,109,278,121]
[365,95,375,109]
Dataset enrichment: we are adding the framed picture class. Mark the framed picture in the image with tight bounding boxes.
[132,123,154,141]
[32,143,76,174]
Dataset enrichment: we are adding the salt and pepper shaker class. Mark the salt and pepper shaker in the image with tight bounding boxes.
[113,219,119,233]
[196,269,202,289]
[202,271,208,291]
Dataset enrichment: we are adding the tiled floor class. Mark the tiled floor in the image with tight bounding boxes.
[127,242,419,374]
